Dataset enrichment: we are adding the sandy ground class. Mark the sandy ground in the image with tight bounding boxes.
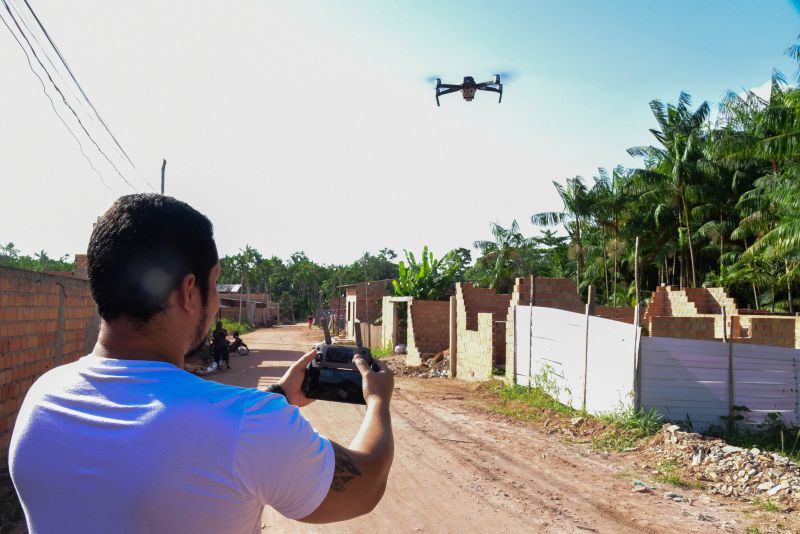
[208,325,762,533]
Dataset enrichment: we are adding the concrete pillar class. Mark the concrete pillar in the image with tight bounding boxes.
[449,296,457,378]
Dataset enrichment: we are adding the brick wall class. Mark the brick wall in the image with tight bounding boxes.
[0,266,99,457]
[455,284,500,380]
[406,300,449,365]
[595,305,638,324]
[345,282,391,339]
[530,277,584,313]
[458,283,510,365]
[745,317,797,348]
[648,316,716,340]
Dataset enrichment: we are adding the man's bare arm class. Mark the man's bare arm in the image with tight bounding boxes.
[299,358,394,523]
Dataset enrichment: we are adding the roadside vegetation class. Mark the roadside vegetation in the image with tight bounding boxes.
[217,319,255,335]
[482,368,663,454]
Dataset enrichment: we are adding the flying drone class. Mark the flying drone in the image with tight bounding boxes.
[433,74,504,106]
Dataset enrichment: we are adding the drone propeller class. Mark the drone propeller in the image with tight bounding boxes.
[423,74,442,84]
[492,70,518,83]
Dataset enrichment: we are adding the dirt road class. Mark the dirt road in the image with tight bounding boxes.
[211,325,750,533]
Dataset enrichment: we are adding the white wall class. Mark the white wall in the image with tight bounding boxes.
[513,306,639,413]
[640,337,799,430]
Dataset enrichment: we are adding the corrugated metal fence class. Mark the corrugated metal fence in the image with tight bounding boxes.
[513,305,799,430]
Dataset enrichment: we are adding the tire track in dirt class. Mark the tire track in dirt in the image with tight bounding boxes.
[216,326,746,533]
[392,390,652,533]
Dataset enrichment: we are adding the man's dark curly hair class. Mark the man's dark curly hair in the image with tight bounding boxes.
[88,194,218,322]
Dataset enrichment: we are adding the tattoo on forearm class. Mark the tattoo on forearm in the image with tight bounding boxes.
[331,443,362,492]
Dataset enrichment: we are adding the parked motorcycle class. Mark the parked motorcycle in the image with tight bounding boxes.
[229,332,249,356]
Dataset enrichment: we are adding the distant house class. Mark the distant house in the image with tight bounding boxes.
[339,279,393,339]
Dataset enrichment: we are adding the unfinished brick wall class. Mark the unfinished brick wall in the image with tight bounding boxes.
[595,305,638,324]
[743,317,797,348]
[642,285,800,347]
[459,283,510,364]
[406,300,450,365]
[0,266,99,457]
[345,281,391,339]
[648,316,716,340]
[455,283,509,380]
[529,277,584,313]
[218,292,279,326]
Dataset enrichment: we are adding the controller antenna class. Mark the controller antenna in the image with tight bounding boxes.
[322,315,332,345]
[354,320,363,348]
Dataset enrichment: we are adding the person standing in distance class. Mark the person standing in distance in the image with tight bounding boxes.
[9,194,394,533]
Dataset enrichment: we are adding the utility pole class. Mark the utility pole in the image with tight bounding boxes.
[160,159,167,194]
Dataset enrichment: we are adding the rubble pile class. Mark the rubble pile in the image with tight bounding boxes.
[383,350,450,378]
[653,423,800,503]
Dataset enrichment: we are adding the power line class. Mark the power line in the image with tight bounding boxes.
[1,0,138,191]
[2,0,158,192]
[22,0,138,171]
[0,9,112,191]
[17,0,159,194]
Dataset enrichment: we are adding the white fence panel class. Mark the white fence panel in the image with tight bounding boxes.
[732,343,797,426]
[640,337,800,430]
[584,315,638,413]
[514,305,532,381]
[640,336,729,431]
[530,307,586,410]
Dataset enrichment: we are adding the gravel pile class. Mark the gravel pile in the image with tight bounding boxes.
[654,424,800,503]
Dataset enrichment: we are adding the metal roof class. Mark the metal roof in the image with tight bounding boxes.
[216,283,242,293]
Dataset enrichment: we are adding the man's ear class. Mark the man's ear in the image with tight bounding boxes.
[177,272,198,313]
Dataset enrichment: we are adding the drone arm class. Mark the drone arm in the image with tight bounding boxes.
[435,85,461,106]
[477,85,503,103]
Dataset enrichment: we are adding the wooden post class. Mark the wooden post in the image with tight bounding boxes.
[722,307,735,434]
[582,287,593,413]
[238,273,244,324]
[449,296,457,378]
[633,303,641,410]
[586,284,596,316]
[511,305,517,385]
[634,237,640,308]
[527,276,535,391]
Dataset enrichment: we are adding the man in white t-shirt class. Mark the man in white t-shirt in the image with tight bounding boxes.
[8,194,394,533]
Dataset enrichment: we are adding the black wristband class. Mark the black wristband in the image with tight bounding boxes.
[266,384,287,398]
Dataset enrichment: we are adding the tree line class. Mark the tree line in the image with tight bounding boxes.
[6,39,799,319]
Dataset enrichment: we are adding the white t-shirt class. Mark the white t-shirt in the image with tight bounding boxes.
[8,355,334,534]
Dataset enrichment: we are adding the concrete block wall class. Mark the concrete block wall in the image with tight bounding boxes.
[455,283,502,380]
[595,305,638,324]
[648,316,716,340]
[458,283,510,365]
[380,297,396,350]
[0,266,99,457]
[345,282,390,339]
[529,277,584,313]
[406,300,449,365]
[745,317,797,348]
[503,277,638,384]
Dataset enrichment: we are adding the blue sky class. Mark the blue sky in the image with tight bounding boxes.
[1,1,798,265]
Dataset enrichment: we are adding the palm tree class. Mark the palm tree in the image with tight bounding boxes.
[532,176,592,294]
[628,92,710,288]
[591,166,631,305]
[472,220,529,292]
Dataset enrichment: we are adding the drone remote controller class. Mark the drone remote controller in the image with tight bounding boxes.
[301,319,378,404]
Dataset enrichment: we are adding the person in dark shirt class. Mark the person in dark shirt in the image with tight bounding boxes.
[212,321,230,369]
